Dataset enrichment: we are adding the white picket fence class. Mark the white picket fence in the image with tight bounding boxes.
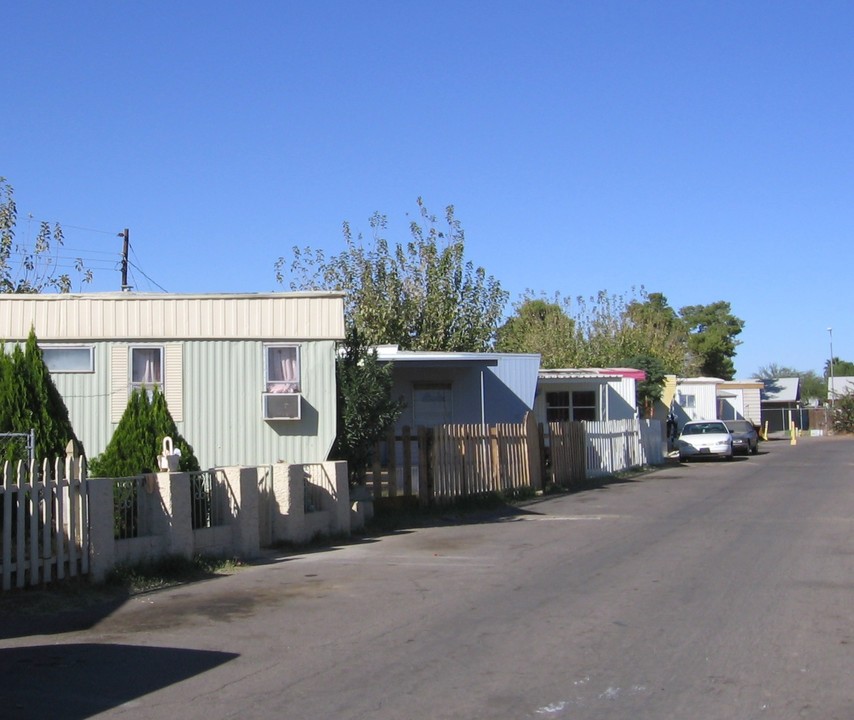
[583,418,664,478]
[0,456,88,590]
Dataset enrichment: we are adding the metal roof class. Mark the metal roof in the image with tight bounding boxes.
[761,377,800,403]
[539,367,645,381]
[373,345,540,367]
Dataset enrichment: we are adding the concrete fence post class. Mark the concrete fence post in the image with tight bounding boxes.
[322,461,351,536]
[228,466,261,559]
[87,478,116,583]
[158,472,193,559]
[271,462,305,544]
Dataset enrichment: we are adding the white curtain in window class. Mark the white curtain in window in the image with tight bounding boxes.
[132,348,162,385]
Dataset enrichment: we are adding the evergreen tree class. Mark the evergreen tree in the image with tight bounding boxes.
[89,387,200,477]
[23,329,80,459]
[150,387,199,472]
[0,330,80,463]
[621,353,666,417]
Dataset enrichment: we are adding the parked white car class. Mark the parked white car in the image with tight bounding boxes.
[677,420,733,461]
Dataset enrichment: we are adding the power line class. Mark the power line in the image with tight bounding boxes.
[127,258,168,292]
[59,224,116,236]
[5,249,120,270]
[53,246,120,257]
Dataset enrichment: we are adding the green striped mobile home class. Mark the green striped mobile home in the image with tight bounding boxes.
[0,292,345,469]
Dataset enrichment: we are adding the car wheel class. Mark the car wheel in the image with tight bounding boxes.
[750,444,758,455]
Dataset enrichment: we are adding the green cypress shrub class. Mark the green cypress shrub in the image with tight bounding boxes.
[89,386,200,477]
[0,330,80,463]
[24,329,81,459]
[150,387,199,472]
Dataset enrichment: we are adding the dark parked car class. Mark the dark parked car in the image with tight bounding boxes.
[723,420,759,455]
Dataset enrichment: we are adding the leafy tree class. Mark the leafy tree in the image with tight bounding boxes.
[824,357,854,378]
[753,363,800,379]
[622,353,666,417]
[1,177,92,293]
[679,301,744,380]
[496,288,691,374]
[830,393,854,433]
[624,292,689,374]
[495,295,577,368]
[0,329,80,462]
[330,326,404,485]
[88,387,199,477]
[277,198,508,351]
[570,289,644,367]
[551,288,688,372]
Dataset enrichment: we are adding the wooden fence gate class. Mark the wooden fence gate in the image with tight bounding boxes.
[548,420,587,489]
[368,412,542,505]
[432,412,542,501]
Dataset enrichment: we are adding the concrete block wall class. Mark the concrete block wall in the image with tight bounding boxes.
[88,462,352,583]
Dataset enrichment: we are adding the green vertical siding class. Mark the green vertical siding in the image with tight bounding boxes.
[49,343,114,460]
[50,340,338,470]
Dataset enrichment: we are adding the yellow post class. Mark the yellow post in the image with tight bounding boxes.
[790,423,797,445]
[761,421,768,441]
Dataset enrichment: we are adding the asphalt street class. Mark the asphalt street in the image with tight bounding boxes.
[1,436,852,719]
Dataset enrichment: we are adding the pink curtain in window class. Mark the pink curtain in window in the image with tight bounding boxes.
[268,349,299,393]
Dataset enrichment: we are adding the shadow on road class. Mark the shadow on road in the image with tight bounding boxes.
[0,584,132,641]
[0,643,238,719]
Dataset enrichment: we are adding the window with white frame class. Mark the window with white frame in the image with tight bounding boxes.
[265,345,301,393]
[41,346,94,373]
[130,346,163,392]
[678,392,696,409]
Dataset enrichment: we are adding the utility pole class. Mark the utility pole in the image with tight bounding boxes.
[828,327,835,407]
[119,228,131,291]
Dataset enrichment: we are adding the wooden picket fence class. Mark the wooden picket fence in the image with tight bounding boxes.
[548,420,588,488]
[368,412,544,505]
[432,413,542,501]
[0,456,89,590]
[367,416,665,504]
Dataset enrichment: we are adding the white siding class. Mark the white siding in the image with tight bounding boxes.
[676,380,720,421]
[0,292,345,342]
[742,388,761,425]
[110,346,127,423]
[165,344,183,421]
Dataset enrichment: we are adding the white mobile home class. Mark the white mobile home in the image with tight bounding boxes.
[716,380,763,426]
[0,292,345,469]
[672,377,721,424]
[535,368,643,425]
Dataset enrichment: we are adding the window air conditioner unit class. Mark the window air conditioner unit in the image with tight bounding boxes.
[263,393,301,420]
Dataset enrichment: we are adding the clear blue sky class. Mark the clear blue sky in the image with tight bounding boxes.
[5,1,853,377]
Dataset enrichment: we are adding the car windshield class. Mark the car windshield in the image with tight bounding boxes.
[681,422,728,435]
[724,421,753,433]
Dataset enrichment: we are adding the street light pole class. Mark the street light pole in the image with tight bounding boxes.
[828,327,835,407]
